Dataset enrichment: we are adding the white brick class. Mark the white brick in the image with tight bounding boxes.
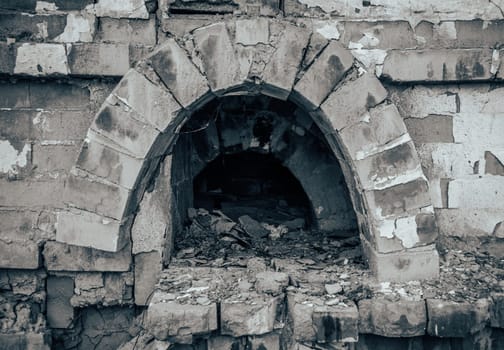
[15,43,69,76]
[448,176,504,209]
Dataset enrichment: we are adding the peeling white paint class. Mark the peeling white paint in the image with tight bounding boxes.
[351,49,387,69]
[55,13,95,42]
[0,141,30,174]
[91,0,149,19]
[14,43,69,76]
[35,22,48,39]
[35,1,58,12]
[394,216,419,248]
[355,133,412,161]
[313,20,341,40]
[378,219,395,239]
[490,49,500,75]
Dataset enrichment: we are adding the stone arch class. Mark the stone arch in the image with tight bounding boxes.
[57,18,439,281]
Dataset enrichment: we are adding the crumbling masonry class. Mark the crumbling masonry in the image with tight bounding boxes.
[0,0,503,349]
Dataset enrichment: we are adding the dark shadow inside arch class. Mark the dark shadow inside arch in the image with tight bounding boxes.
[169,94,361,262]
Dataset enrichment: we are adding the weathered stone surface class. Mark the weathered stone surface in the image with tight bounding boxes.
[358,298,427,336]
[193,22,242,94]
[221,295,280,337]
[146,294,218,340]
[0,240,40,269]
[134,251,162,306]
[208,336,243,350]
[356,334,424,350]
[254,271,289,295]
[363,239,439,282]
[372,215,420,252]
[261,24,311,100]
[148,39,210,108]
[113,69,183,132]
[293,40,354,110]
[436,208,504,237]
[365,178,431,219]
[75,136,143,190]
[249,333,280,350]
[318,72,388,132]
[14,43,69,76]
[90,100,160,159]
[43,241,131,272]
[235,18,269,46]
[491,293,504,328]
[383,49,494,82]
[388,85,458,118]
[0,333,51,350]
[341,21,416,49]
[485,151,504,175]
[355,142,423,191]
[46,276,74,329]
[405,114,454,143]
[97,17,156,45]
[67,43,130,76]
[56,209,128,252]
[426,299,490,337]
[93,0,149,19]
[312,303,359,343]
[64,171,132,220]
[448,177,504,209]
[71,272,134,307]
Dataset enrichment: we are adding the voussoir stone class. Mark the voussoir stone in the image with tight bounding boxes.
[358,298,427,337]
[148,39,210,108]
[318,72,388,132]
[294,40,354,110]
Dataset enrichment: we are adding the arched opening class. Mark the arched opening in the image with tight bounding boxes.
[169,94,360,262]
[193,152,314,226]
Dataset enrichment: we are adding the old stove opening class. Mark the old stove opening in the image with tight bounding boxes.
[193,152,313,226]
[170,95,361,263]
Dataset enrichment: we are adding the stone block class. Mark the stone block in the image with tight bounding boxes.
[46,276,74,329]
[405,115,454,143]
[134,251,162,306]
[339,105,407,159]
[261,24,311,100]
[448,177,504,209]
[354,141,423,191]
[193,22,242,94]
[76,137,144,190]
[340,21,416,49]
[32,144,79,174]
[318,72,388,132]
[249,333,280,350]
[0,43,15,74]
[415,212,438,245]
[90,101,160,159]
[67,43,130,76]
[0,333,51,350]
[0,0,36,12]
[0,240,40,269]
[312,303,359,343]
[113,68,183,132]
[28,81,91,109]
[97,17,156,45]
[426,299,490,337]
[148,39,210,109]
[235,18,269,46]
[43,241,131,272]
[358,298,427,337]
[254,271,289,295]
[55,209,128,252]
[362,239,439,282]
[293,40,354,110]
[208,336,244,350]
[146,295,218,340]
[388,85,458,118]
[221,295,280,337]
[71,272,134,307]
[64,171,132,220]
[0,178,65,208]
[383,49,494,82]
[491,293,504,328]
[14,43,69,76]
[365,178,431,219]
[0,83,30,108]
[93,0,149,19]
[356,334,424,350]
[372,215,420,252]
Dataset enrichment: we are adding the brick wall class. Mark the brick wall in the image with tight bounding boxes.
[0,0,503,349]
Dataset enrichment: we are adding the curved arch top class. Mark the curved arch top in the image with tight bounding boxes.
[57,18,439,282]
